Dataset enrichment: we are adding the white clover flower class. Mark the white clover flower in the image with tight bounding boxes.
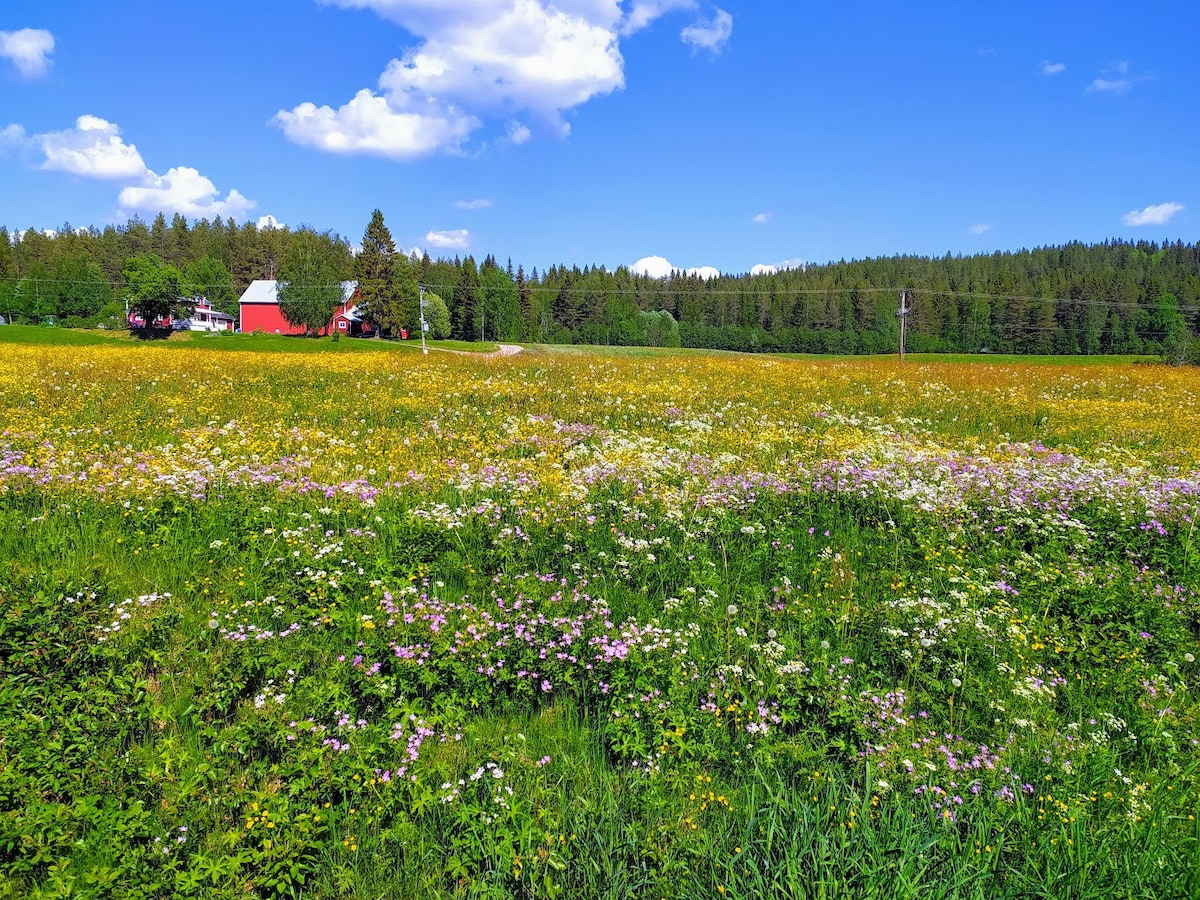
[727,604,739,616]
[951,677,963,688]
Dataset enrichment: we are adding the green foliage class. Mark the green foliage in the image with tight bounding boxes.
[479,257,521,342]
[184,256,237,316]
[1153,293,1193,365]
[641,309,680,347]
[52,253,111,320]
[277,229,352,335]
[4,211,1200,357]
[3,349,1200,895]
[123,253,187,326]
[354,209,397,330]
[422,291,452,339]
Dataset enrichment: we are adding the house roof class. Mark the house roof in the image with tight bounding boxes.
[239,280,358,305]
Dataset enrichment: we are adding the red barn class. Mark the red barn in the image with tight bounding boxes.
[239,280,367,335]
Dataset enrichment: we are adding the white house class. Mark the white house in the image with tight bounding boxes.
[173,297,235,332]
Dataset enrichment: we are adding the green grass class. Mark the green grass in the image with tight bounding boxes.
[0,324,500,354]
[0,324,121,346]
[1,337,1197,899]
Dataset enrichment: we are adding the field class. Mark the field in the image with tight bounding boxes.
[1,338,1199,898]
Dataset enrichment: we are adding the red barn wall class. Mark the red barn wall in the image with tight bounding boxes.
[240,304,308,335]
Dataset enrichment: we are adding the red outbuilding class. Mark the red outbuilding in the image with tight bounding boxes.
[239,280,371,335]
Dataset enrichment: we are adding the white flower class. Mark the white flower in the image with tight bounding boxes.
[1185,653,1196,663]
[951,677,962,688]
[727,604,739,616]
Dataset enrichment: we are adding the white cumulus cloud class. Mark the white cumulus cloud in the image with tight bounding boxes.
[36,115,148,179]
[425,228,471,250]
[1040,61,1066,76]
[631,255,675,278]
[681,8,732,53]
[630,255,718,279]
[5,114,257,221]
[454,198,493,210]
[274,88,479,160]
[283,0,730,159]
[1122,202,1183,227]
[751,258,805,277]
[752,211,772,224]
[257,214,285,230]
[118,167,255,220]
[0,28,55,80]
[968,223,993,235]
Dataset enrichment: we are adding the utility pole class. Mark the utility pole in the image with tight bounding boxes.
[897,289,909,362]
[418,285,429,355]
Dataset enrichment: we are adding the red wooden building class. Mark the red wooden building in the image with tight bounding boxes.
[238,280,372,336]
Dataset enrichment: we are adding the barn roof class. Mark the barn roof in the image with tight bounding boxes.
[239,280,358,304]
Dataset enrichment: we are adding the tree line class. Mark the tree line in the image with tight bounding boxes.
[1,210,1197,359]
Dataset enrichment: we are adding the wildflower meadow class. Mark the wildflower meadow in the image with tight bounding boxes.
[1,339,1199,899]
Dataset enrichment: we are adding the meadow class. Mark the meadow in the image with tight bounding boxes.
[1,339,1198,898]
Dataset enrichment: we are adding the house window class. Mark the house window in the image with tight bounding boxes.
[338,321,347,330]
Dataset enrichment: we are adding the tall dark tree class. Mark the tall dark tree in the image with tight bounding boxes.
[354,209,396,329]
[453,257,479,341]
[388,252,421,335]
[478,256,520,341]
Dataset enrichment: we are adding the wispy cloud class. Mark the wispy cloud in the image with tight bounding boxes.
[621,0,696,36]
[1122,202,1183,227]
[454,198,492,210]
[0,28,55,80]
[1040,61,1066,76]
[752,211,773,224]
[968,223,993,236]
[1088,60,1149,95]
[681,9,732,53]
[424,228,471,250]
[1089,76,1131,94]
[506,120,532,146]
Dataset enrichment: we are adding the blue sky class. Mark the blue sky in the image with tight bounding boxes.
[1,0,1196,276]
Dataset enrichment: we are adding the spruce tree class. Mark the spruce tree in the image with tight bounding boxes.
[453,257,479,341]
[355,209,395,331]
